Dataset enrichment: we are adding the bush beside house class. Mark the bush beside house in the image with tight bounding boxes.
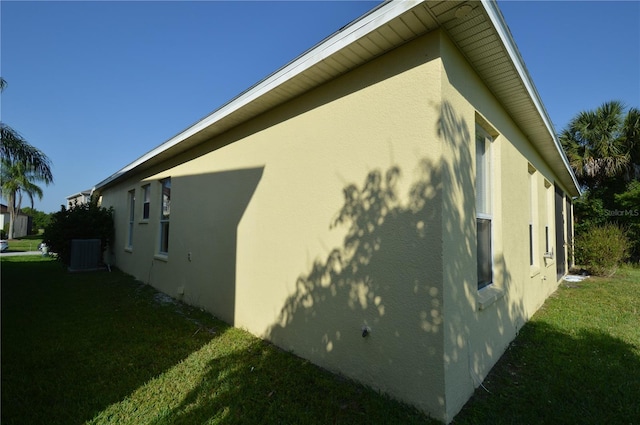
[43,202,114,266]
[574,223,630,276]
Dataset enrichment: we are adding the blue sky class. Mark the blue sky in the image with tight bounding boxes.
[2,1,639,213]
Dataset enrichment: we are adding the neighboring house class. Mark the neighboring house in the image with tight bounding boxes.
[66,190,92,209]
[93,1,580,422]
[0,204,31,238]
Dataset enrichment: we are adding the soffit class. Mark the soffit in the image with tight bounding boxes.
[95,0,579,196]
[435,1,579,196]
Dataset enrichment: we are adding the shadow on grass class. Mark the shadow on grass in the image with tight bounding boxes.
[137,337,432,425]
[453,320,640,424]
[1,257,219,425]
[2,257,431,425]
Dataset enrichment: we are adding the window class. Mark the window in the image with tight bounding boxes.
[476,127,493,289]
[566,196,574,268]
[544,180,553,256]
[142,184,150,220]
[545,225,550,254]
[528,165,537,267]
[127,190,135,249]
[159,178,171,254]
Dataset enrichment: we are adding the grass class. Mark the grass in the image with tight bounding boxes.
[453,266,640,424]
[1,256,431,425]
[3,234,43,252]
[2,257,639,424]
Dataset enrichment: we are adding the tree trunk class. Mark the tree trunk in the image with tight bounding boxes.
[7,192,16,239]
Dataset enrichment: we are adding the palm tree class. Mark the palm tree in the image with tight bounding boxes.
[1,78,54,181]
[1,159,48,239]
[560,101,640,188]
[0,77,54,238]
[623,107,640,180]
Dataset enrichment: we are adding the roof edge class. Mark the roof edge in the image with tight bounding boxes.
[482,0,580,196]
[95,0,581,198]
[94,0,420,191]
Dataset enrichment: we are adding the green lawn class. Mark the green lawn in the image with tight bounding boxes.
[0,256,431,425]
[453,266,640,424]
[3,234,43,252]
[2,256,639,424]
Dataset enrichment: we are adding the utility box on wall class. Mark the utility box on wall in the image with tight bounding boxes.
[69,239,102,272]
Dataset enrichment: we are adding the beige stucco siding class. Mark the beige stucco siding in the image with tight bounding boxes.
[101,31,452,419]
[438,33,570,421]
[100,26,575,423]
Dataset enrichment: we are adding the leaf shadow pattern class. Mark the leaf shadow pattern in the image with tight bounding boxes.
[142,334,434,425]
[266,155,446,412]
[134,100,517,423]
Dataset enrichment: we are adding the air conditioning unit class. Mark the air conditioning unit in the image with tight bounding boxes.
[69,239,103,272]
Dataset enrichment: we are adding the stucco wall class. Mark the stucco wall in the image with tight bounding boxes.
[100,28,574,423]
[438,33,571,421]
[101,31,453,420]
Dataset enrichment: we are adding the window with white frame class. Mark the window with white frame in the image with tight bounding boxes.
[544,180,553,256]
[127,189,135,249]
[528,165,538,267]
[476,127,493,289]
[159,178,171,254]
[142,184,150,220]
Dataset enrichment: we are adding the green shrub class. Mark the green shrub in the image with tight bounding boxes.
[574,223,630,276]
[614,180,640,261]
[43,201,114,266]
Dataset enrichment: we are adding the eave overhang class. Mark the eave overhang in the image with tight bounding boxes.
[94,0,580,198]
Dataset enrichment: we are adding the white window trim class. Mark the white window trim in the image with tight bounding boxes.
[529,165,539,275]
[126,189,135,251]
[543,179,555,266]
[476,126,494,290]
[141,184,151,222]
[158,178,171,255]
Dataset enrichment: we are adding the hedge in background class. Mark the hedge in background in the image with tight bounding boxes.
[574,223,630,276]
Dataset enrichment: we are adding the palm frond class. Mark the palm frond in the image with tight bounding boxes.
[1,123,54,183]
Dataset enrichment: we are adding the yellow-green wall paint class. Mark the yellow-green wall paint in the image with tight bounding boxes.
[99,30,573,423]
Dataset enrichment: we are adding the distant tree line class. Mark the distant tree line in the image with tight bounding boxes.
[561,100,640,272]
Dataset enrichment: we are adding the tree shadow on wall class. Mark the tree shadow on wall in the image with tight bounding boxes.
[265,100,521,415]
[437,100,520,387]
[157,100,483,423]
[266,155,446,408]
[140,101,526,423]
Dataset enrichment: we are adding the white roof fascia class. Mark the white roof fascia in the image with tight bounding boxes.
[95,0,420,191]
[96,0,580,197]
[482,0,581,195]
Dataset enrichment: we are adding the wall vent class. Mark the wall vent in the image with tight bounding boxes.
[69,239,102,272]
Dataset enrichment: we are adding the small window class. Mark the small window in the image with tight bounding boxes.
[528,165,537,267]
[127,190,135,249]
[159,178,171,254]
[476,127,493,289]
[142,184,150,220]
[545,180,553,256]
[545,225,550,253]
